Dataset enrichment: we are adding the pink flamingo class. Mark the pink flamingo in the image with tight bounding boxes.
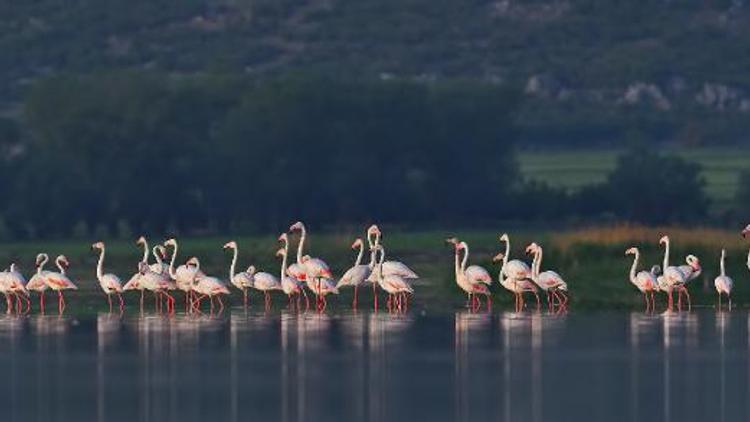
[492,252,540,311]
[526,243,568,309]
[336,238,372,308]
[44,255,78,314]
[658,236,687,311]
[277,234,307,308]
[92,241,124,313]
[446,237,491,310]
[136,261,175,313]
[625,247,658,312]
[165,238,205,311]
[289,221,333,308]
[188,258,230,314]
[714,249,733,310]
[223,240,255,307]
[373,245,413,312]
[26,253,50,312]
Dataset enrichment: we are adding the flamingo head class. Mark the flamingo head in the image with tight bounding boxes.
[135,236,146,246]
[445,237,459,246]
[301,255,311,263]
[156,245,167,259]
[650,265,661,276]
[289,221,305,232]
[686,254,700,270]
[351,238,363,249]
[246,265,256,275]
[35,253,47,266]
[742,224,750,238]
[57,255,70,268]
[138,262,149,274]
[367,224,381,236]
[625,247,637,256]
[525,243,539,255]
[499,233,509,243]
[275,248,285,258]
[658,235,668,245]
[223,240,237,250]
[91,241,104,250]
[278,233,288,243]
[458,241,468,251]
[164,238,177,247]
[492,252,505,263]
[186,257,200,267]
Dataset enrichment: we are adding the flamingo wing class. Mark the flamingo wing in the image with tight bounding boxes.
[102,274,123,293]
[465,265,492,285]
[382,261,419,279]
[503,260,531,280]
[337,265,371,288]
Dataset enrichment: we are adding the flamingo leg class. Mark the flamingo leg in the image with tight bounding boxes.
[39,292,45,314]
[118,293,125,312]
[353,285,359,309]
[107,294,113,313]
[372,282,378,311]
[243,287,248,307]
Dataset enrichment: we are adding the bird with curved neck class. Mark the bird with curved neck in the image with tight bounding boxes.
[498,233,532,282]
[276,242,306,309]
[44,255,78,314]
[625,247,658,312]
[0,264,29,314]
[26,253,50,312]
[741,224,750,271]
[492,252,540,311]
[366,225,419,281]
[123,236,149,310]
[278,233,309,309]
[714,249,733,310]
[92,241,124,313]
[223,240,255,307]
[289,221,333,309]
[188,257,230,314]
[137,260,176,314]
[336,238,372,308]
[658,235,687,311]
[525,242,568,310]
[446,237,491,311]
[373,245,412,312]
[165,238,205,312]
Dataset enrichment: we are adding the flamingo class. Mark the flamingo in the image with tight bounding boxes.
[366,225,419,279]
[289,221,333,307]
[373,245,413,312]
[223,240,255,306]
[123,236,150,311]
[446,238,491,311]
[714,249,733,309]
[26,253,50,312]
[658,236,687,311]
[188,257,230,313]
[743,224,750,269]
[492,252,540,311]
[44,255,78,314]
[498,233,533,281]
[92,241,124,313]
[336,238,372,308]
[275,245,306,308]
[247,261,282,310]
[165,238,205,311]
[0,264,29,314]
[136,261,175,313]
[0,269,14,314]
[625,247,658,311]
[526,243,568,309]
[674,254,700,310]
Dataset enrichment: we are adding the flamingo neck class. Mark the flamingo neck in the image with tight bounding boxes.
[37,254,48,275]
[629,250,639,283]
[141,239,149,263]
[746,246,750,271]
[460,244,468,273]
[229,246,238,281]
[720,250,726,277]
[56,258,66,275]
[662,238,670,270]
[503,238,510,267]
[296,227,306,264]
[96,247,105,281]
[354,242,364,267]
[152,246,163,266]
[280,250,288,281]
[454,249,461,278]
[167,242,178,279]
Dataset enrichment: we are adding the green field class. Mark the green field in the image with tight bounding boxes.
[2,226,749,314]
[518,148,750,211]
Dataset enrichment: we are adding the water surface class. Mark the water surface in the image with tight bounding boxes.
[0,309,747,422]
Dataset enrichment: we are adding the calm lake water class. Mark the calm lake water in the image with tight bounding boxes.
[0,308,747,422]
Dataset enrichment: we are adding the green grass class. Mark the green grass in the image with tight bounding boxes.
[518,148,750,211]
[2,226,749,314]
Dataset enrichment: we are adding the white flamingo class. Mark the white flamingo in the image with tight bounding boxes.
[446,238,491,310]
[289,221,334,308]
[366,225,419,279]
[92,241,124,312]
[492,252,540,311]
[249,259,282,310]
[165,238,205,311]
[188,257,230,313]
[223,240,255,306]
[26,253,50,312]
[123,236,150,310]
[373,245,413,312]
[136,259,176,313]
[499,233,532,281]
[743,224,750,269]
[276,245,306,308]
[714,249,733,309]
[625,247,658,311]
[0,264,29,313]
[658,236,687,311]
[336,238,372,308]
[526,242,568,308]
[44,255,78,314]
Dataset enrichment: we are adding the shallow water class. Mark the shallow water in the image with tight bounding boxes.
[0,308,747,422]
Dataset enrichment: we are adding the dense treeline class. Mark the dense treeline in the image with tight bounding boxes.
[2,72,520,237]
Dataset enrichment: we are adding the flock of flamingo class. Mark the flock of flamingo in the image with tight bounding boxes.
[0,221,747,315]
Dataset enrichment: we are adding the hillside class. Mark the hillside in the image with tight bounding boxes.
[3,0,750,144]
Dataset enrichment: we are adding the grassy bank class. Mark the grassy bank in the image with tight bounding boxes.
[518,148,750,212]
[1,225,748,313]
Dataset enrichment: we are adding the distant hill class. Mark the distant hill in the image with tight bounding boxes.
[3,0,750,145]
